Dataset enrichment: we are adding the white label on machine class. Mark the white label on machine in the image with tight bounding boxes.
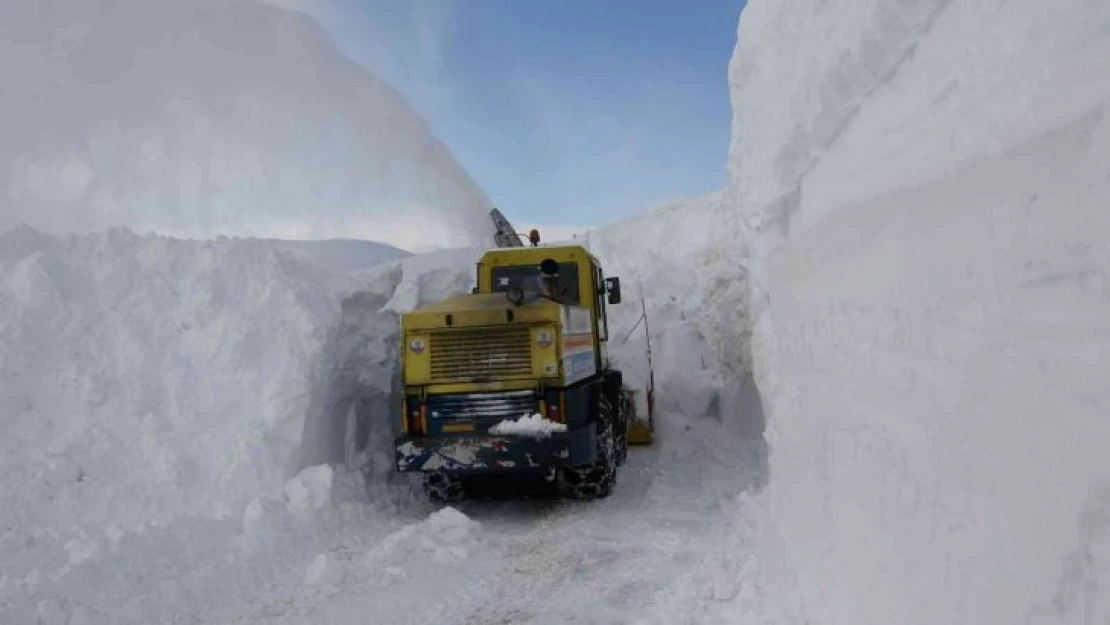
[560,305,595,384]
[560,306,592,335]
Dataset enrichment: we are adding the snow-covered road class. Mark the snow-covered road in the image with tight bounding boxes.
[236,418,771,625]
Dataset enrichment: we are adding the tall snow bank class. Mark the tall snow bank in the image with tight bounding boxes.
[297,245,478,497]
[725,0,1110,622]
[0,226,355,529]
[0,0,493,251]
[579,190,765,439]
[0,225,476,622]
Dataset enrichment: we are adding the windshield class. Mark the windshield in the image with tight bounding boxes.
[491,263,580,305]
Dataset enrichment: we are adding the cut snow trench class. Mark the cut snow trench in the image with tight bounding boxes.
[235,197,774,624]
[9,0,1108,622]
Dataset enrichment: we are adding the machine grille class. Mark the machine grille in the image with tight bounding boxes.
[427,390,538,420]
[429,326,532,383]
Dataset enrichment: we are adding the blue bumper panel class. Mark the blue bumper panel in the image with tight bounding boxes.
[395,423,596,473]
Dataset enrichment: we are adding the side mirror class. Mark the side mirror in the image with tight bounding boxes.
[604,277,621,304]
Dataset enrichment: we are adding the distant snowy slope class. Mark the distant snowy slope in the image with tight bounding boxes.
[723,0,1110,623]
[0,0,494,250]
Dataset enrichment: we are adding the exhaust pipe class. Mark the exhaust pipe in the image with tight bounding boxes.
[540,258,560,300]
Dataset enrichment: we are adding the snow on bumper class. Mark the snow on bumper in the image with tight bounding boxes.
[394,425,595,473]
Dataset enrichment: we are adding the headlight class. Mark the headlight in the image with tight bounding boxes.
[409,337,426,353]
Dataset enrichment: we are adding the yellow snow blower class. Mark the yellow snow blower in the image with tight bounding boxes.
[392,210,655,501]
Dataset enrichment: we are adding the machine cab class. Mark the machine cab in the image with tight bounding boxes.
[474,245,621,346]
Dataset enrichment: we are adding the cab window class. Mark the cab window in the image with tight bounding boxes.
[491,263,580,305]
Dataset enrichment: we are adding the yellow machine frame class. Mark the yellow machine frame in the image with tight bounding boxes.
[477,244,653,445]
[397,243,654,449]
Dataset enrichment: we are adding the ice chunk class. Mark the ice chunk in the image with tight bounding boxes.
[284,465,334,518]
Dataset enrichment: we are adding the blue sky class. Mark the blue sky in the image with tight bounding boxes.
[304,0,747,228]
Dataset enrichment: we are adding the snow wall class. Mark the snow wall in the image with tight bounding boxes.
[576,190,766,441]
[0,225,481,622]
[0,0,494,251]
[725,0,1110,623]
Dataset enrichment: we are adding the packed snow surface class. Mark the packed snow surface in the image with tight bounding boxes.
[243,432,772,625]
[488,413,569,439]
